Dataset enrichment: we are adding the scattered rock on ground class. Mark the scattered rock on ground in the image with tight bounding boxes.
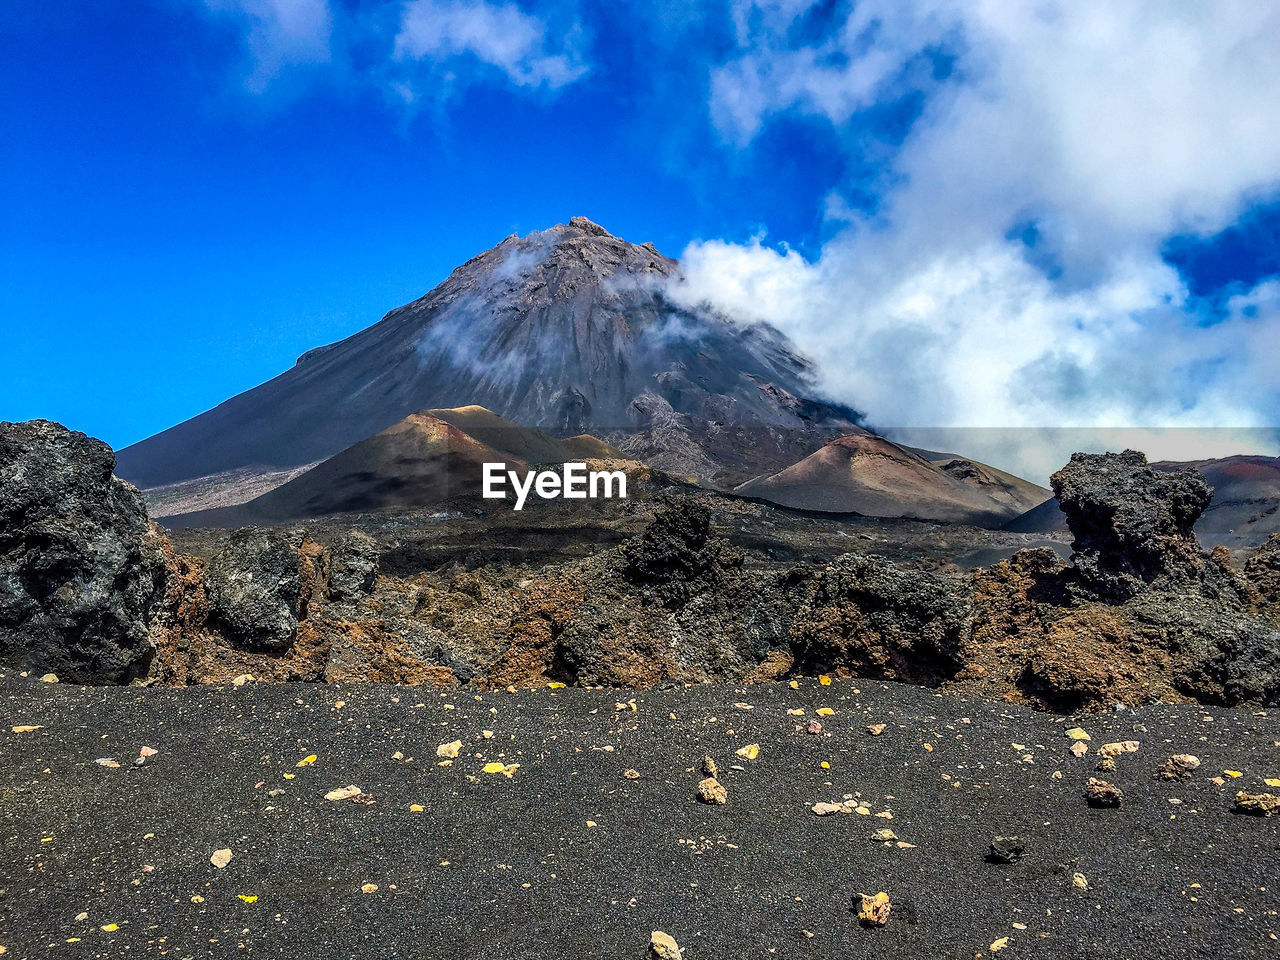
[696,777,727,804]
[812,802,851,816]
[857,891,892,927]
[1084,778,1123,808]
[1233,791,1280,817]
[649,931,683,960]
[987,836,1025,864]
[1156,754,1200,781]
[1098,740,1140,758]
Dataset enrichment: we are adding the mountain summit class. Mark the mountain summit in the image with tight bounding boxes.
[117,217,856,489]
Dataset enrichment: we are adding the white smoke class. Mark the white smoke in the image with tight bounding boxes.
[670,0,1280,480]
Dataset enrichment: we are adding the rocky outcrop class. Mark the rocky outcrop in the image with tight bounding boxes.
[953,548,1182,713]
[1052,450,1214,601]
[790,553,970,685]
[619,500,743,604]
[328,530,380,601]
[0,421,168,683]
[1245,534,1280,614]
[203,530,321,653]
[7,420,1278,711]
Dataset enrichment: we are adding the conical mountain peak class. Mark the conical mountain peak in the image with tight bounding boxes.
[117,220,855,489]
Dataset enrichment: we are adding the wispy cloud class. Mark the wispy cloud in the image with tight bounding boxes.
[200,0,334,93]
[192,0,588,101]
[395,0,588,94]
[672,0,1280,477]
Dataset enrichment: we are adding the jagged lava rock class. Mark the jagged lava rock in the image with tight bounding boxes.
[1245,534,1280,613]
[619,500,742,604]
[791,553,970,684]
[1052,449,1212,601]
[328,530,380,601]
[204,530,308,653]
[0,420,167,683]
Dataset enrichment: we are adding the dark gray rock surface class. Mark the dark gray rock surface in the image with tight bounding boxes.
[1052,449,1213,601]
[620,500,743,604]
[203,530,303,653]
[0,420,166,683]
[1245,534,1280,610]
[3,675,1277,959]
[791,553,971,684]
[327,530,380,601]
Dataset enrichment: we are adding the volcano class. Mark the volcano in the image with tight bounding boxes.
[161,407,633,527]
[116,217,858,491]
[735,434,1050,524]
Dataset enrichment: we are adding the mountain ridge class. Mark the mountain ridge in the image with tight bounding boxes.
[117,217,857,490]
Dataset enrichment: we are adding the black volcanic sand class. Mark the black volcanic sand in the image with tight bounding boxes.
[2,675,1278,959]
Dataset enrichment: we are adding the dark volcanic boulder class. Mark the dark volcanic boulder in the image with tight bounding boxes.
[204,530,304,652]
[1052,450,1213,601]
[791,554,970,684]
[1123,589,1280,706]
[619,501,742,604]
[0,420,167,683]
[1245,535,1280,613]
[328,530,380,601]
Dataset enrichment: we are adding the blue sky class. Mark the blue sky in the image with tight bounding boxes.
[2,1,1279,471]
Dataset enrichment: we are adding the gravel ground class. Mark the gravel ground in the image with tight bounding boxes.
[2,673,1278,959]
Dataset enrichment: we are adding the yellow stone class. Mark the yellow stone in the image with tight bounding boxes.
[650,931,683,959]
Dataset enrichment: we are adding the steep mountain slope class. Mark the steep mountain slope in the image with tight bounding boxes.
[1003,454,1280,548]
[117,217,857,490]
[931,456,1053,518]
[423,405,574,464]
[734,434,1050,525]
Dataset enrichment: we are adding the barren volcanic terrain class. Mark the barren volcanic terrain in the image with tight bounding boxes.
[5,221,1280,960]
[3,672,1279,959]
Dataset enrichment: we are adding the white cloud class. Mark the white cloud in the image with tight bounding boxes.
[674,0,1280,478]
[201,0,333,93]
[194,0,588,99]
[395,0,588,91]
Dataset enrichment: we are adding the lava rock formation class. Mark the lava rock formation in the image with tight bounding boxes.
[0,420,167,682]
